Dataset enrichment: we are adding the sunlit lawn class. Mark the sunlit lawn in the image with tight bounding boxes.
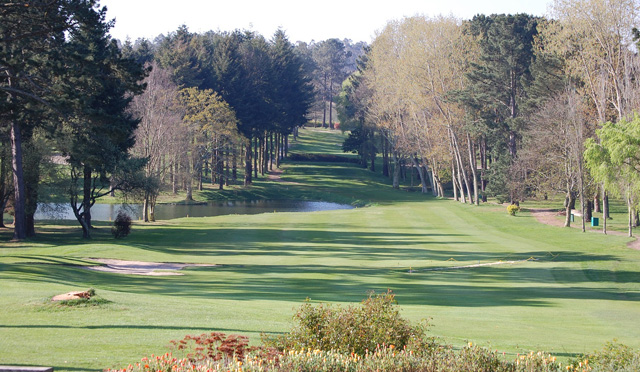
[1,128,639,371]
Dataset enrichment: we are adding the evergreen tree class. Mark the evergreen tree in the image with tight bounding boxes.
[0,0,94,240]
[312,39,349,128]
[457,14,539,201]
[270,29,314,138]
[156,25,205,88]
[59,3,146,238]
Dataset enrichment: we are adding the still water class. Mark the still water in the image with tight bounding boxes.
[35,200,353,221]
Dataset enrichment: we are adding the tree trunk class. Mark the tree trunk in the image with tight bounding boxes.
[480,136,487,202]
[225,146,230,186]
[233,145,238,183]
[585,200,593,225]
[253,137,258,179]
[82,165,93,239]
[210,153,216,185]
[143,192,149,222]
[275,133,281,168]
[329,80,334,129]
[568,192,577,210]
[449,129,468,203]
[628,195,633,238]
[426,163,437,196]
[25,213,35,237]
[454,152,467,204]
[261,135,267,176]
[0,198,6,228]
[564,190,574,228]
[149,193,156,222]
[269,133,273,171]
[322,73,327,128]
[603,189,608,234]
[370,133,376,172]
[185,172,193,201]
[10,119,26,240]
[392,152,400,189]
[244,140,252,186]
[0,149,9,228]
[451,159,459,202]
[218,146,224,190]
[284,134,288,158]
[412,157,428,193]
[467,134,479,205]
[579,163,586,233]
[171,161,177,194]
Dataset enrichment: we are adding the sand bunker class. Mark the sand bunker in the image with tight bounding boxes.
[82,258,217,276]
[52,290,93,302]
[412,258,536,273]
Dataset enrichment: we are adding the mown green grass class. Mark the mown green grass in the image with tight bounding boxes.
[1,128,639,371]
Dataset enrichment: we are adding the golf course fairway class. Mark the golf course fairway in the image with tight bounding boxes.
[0,128,639,371]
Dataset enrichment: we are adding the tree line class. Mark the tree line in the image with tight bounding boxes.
[337,0,640,236]
[4,1,363,239]
[119,27,364,223]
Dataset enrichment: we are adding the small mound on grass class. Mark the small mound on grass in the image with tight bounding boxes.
[50,288,110,307]
[51,289,94,302]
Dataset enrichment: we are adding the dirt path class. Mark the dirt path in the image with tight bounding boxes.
[80,258,218,276]
[528,208,640,250]
[267,168,302,185]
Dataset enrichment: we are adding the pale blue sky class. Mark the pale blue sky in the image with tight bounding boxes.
[101,0,551,43]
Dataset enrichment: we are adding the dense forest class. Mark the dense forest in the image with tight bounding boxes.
[2,0,640,240]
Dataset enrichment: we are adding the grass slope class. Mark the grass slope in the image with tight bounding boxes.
[0,128,639,371]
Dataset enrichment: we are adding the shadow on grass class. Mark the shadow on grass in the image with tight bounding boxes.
[4,257,638,307]
[0,324,278,334]
[4,367,102,372]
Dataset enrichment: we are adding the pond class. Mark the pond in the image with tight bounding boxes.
[34,200,354,221]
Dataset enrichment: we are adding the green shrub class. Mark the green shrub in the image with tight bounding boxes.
[264,290,433,355]
[507,204,521,216]
[572,340,640,371]
[112,211,132,238]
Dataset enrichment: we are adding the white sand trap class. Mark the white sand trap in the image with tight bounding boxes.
[413,258,537,273]
[82,258,218,276]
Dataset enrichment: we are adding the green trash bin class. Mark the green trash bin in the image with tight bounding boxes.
[570,214,575,222]
[591,217,599,227]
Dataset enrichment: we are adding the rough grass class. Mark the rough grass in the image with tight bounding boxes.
[0,128,639,371]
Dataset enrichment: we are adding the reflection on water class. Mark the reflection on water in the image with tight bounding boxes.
[35,200,353,221]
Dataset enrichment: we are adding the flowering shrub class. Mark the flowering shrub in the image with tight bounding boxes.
[108,344,570,372]
[568,340,640,371]
[170,332,280,366]
[507,204,521,216]
[105,293,638,372]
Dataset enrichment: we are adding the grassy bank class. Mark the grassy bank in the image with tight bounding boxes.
[1,128,639,371]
